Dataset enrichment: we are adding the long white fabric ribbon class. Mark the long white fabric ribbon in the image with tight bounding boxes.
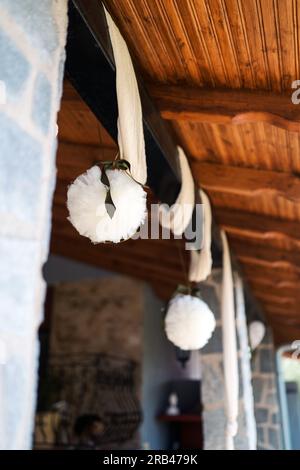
[235,274,257,450]
[221,230,239,450]
[159,147,195,236]
[188,189,212,282]
[104,8,147,185]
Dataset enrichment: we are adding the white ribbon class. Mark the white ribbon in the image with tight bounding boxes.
[235,274,257,450]
[221,230,239,450]
[104,8,147,185]
[188,189,212,282]
[159,147,195,236]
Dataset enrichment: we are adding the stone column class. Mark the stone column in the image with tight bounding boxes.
[252,329,283,449]
[0,0,68,449]
[199,270,256,449]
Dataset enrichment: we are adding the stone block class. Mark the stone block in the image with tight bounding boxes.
[255,406,269,424]
[268,427,280,449]
[0,0,60,57]
[252,376,264,403]
[266,391,277,406]
[0,237,40,334]
[203,407,226,450]
[257,425,265,446]
[201,356,224,405]
[32,72,51,134]
[0,28,30,100]
[202,325,223,354]
[272,412,279,425]
[0,112,43,232]
[259,348,274,373]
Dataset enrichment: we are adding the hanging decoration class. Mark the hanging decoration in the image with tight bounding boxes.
[164,286,216,351]
[220,230,239,450]
[162,175,214,351]
[159,147,195,235]
[67,8,147,243]
[188,189,213,282]
[249,321,266,351]
[67,162,147,244]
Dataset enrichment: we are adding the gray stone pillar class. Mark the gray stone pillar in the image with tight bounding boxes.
[0,0,68,449]
[252,329,283,449]
[199,270,256,449]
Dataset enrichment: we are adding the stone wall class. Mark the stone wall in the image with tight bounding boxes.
[199,269,256,450]
[252,329,282,449]
[48,276,144,449]
[50,276,144,361]
[199,269,283,450]
[0,0,68,449]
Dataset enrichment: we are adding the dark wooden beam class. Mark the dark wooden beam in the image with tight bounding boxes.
[239,255,300,274]
[214,208,300,250]
[148,83,300,133]
[192,162,300,203]
[273,324,300,346]
[255,292,299,308]
[230,238,300,266]
[50,233,186,289]
[247,277,300,296]
[57,141,116,167]
[242,262,300,283]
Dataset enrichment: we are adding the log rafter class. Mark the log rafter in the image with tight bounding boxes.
[149,83,300,133]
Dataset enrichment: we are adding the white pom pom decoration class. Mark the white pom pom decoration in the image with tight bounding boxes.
[165,294,216,350]
[67,165,147,244]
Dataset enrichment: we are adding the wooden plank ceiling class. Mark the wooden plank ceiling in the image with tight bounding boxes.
[52,0,300,345]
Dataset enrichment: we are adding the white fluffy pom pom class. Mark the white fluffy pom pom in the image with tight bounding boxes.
[67,165,147,243]
[165,294,216,350]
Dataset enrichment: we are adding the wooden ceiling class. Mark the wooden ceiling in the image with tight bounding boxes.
[52,1,300,345]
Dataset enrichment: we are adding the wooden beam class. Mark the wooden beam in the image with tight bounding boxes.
[242,262,300,283]
[273,324,300,346]
[247,277,300,296]
[252,289,299,309]
[239,255,300,274]
[215,208,300,250]
[149,83,300,133]
[192,161,300,203]
[56,142,117,183]
[254,291,299,308]
[263,303,300,317]
[50,234,186,288]
[230,238,300,266]
[265,315,300,327]
[57,141,116,166]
